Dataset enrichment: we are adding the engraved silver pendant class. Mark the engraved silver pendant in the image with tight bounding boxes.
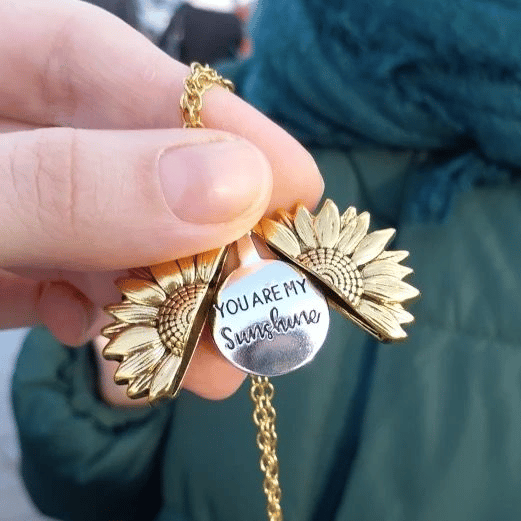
[210,234,330,377]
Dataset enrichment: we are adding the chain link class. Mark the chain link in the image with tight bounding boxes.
[180,62,234,128]
[250,375,283,521]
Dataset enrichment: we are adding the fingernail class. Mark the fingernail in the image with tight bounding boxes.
[159,138,271,224]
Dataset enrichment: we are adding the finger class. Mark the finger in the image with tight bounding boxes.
[0,269,108,345]
[0,126,272,269]
[0,272,40,328]
[0,117,39,133]
[36,280,97,347]
[0,0,323,214]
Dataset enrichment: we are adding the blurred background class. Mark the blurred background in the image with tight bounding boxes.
[92,0,253,64]
[0,0,253,518]
[0,328,43,521]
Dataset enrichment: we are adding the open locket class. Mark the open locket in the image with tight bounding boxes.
[102,199,419,521]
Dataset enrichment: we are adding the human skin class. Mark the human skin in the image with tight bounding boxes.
[0,0,323,403]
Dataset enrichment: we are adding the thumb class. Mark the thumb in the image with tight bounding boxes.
[1,127,272,269]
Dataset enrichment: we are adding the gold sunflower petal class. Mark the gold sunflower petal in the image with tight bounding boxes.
[105,301,158,324]
[150,261,184,294]
[277,208,296,231]
[364,275,420,303]
[117,278,166,306]
[114,342,165,382]
[362,260,413,280]
[352,228,396,266]
[336,214,358,251]
[314,199,341,248]
[294,204,319,249]
[254,219,301,258]
[101,321,129,339]
[337,211,370,254]
[149,354,183,402]
[178,257,196,285]
[340,206,357,228]
[357,299,407,340]
[128,267,155,281]
[103,325,162,359]
[386,302,415,324]
[375,250,409,263]
[127,373,154,398]
[196,248,222,283]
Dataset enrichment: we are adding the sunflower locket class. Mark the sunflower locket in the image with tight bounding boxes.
[102,247,229,402]
[210,234,330,377]
[102,198,419,521]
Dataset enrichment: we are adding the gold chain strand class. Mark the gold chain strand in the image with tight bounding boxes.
[180,62,235,128]
[181,64,283,520]
[250,375,283,521]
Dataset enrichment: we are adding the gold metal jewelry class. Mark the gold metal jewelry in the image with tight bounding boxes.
[102,63,235,402]
[251,376,282,521]
[102,249,228,402]
[254,199,420,341]
[180,62,235,128]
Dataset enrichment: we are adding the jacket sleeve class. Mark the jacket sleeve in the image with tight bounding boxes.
[11,327,173,521]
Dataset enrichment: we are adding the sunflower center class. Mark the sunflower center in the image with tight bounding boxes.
[296,247,363,306]
[157,283,206,356]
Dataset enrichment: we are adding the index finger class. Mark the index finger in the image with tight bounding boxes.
[0,0,323,213]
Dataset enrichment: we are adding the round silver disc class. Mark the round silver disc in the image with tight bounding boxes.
[210,259,330,377]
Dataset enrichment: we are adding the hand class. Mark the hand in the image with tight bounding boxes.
[0,0,323,400]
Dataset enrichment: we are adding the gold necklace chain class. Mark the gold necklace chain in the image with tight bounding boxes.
[251,375,283,521]
[180,62,235,128]
[181,63,283,521]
